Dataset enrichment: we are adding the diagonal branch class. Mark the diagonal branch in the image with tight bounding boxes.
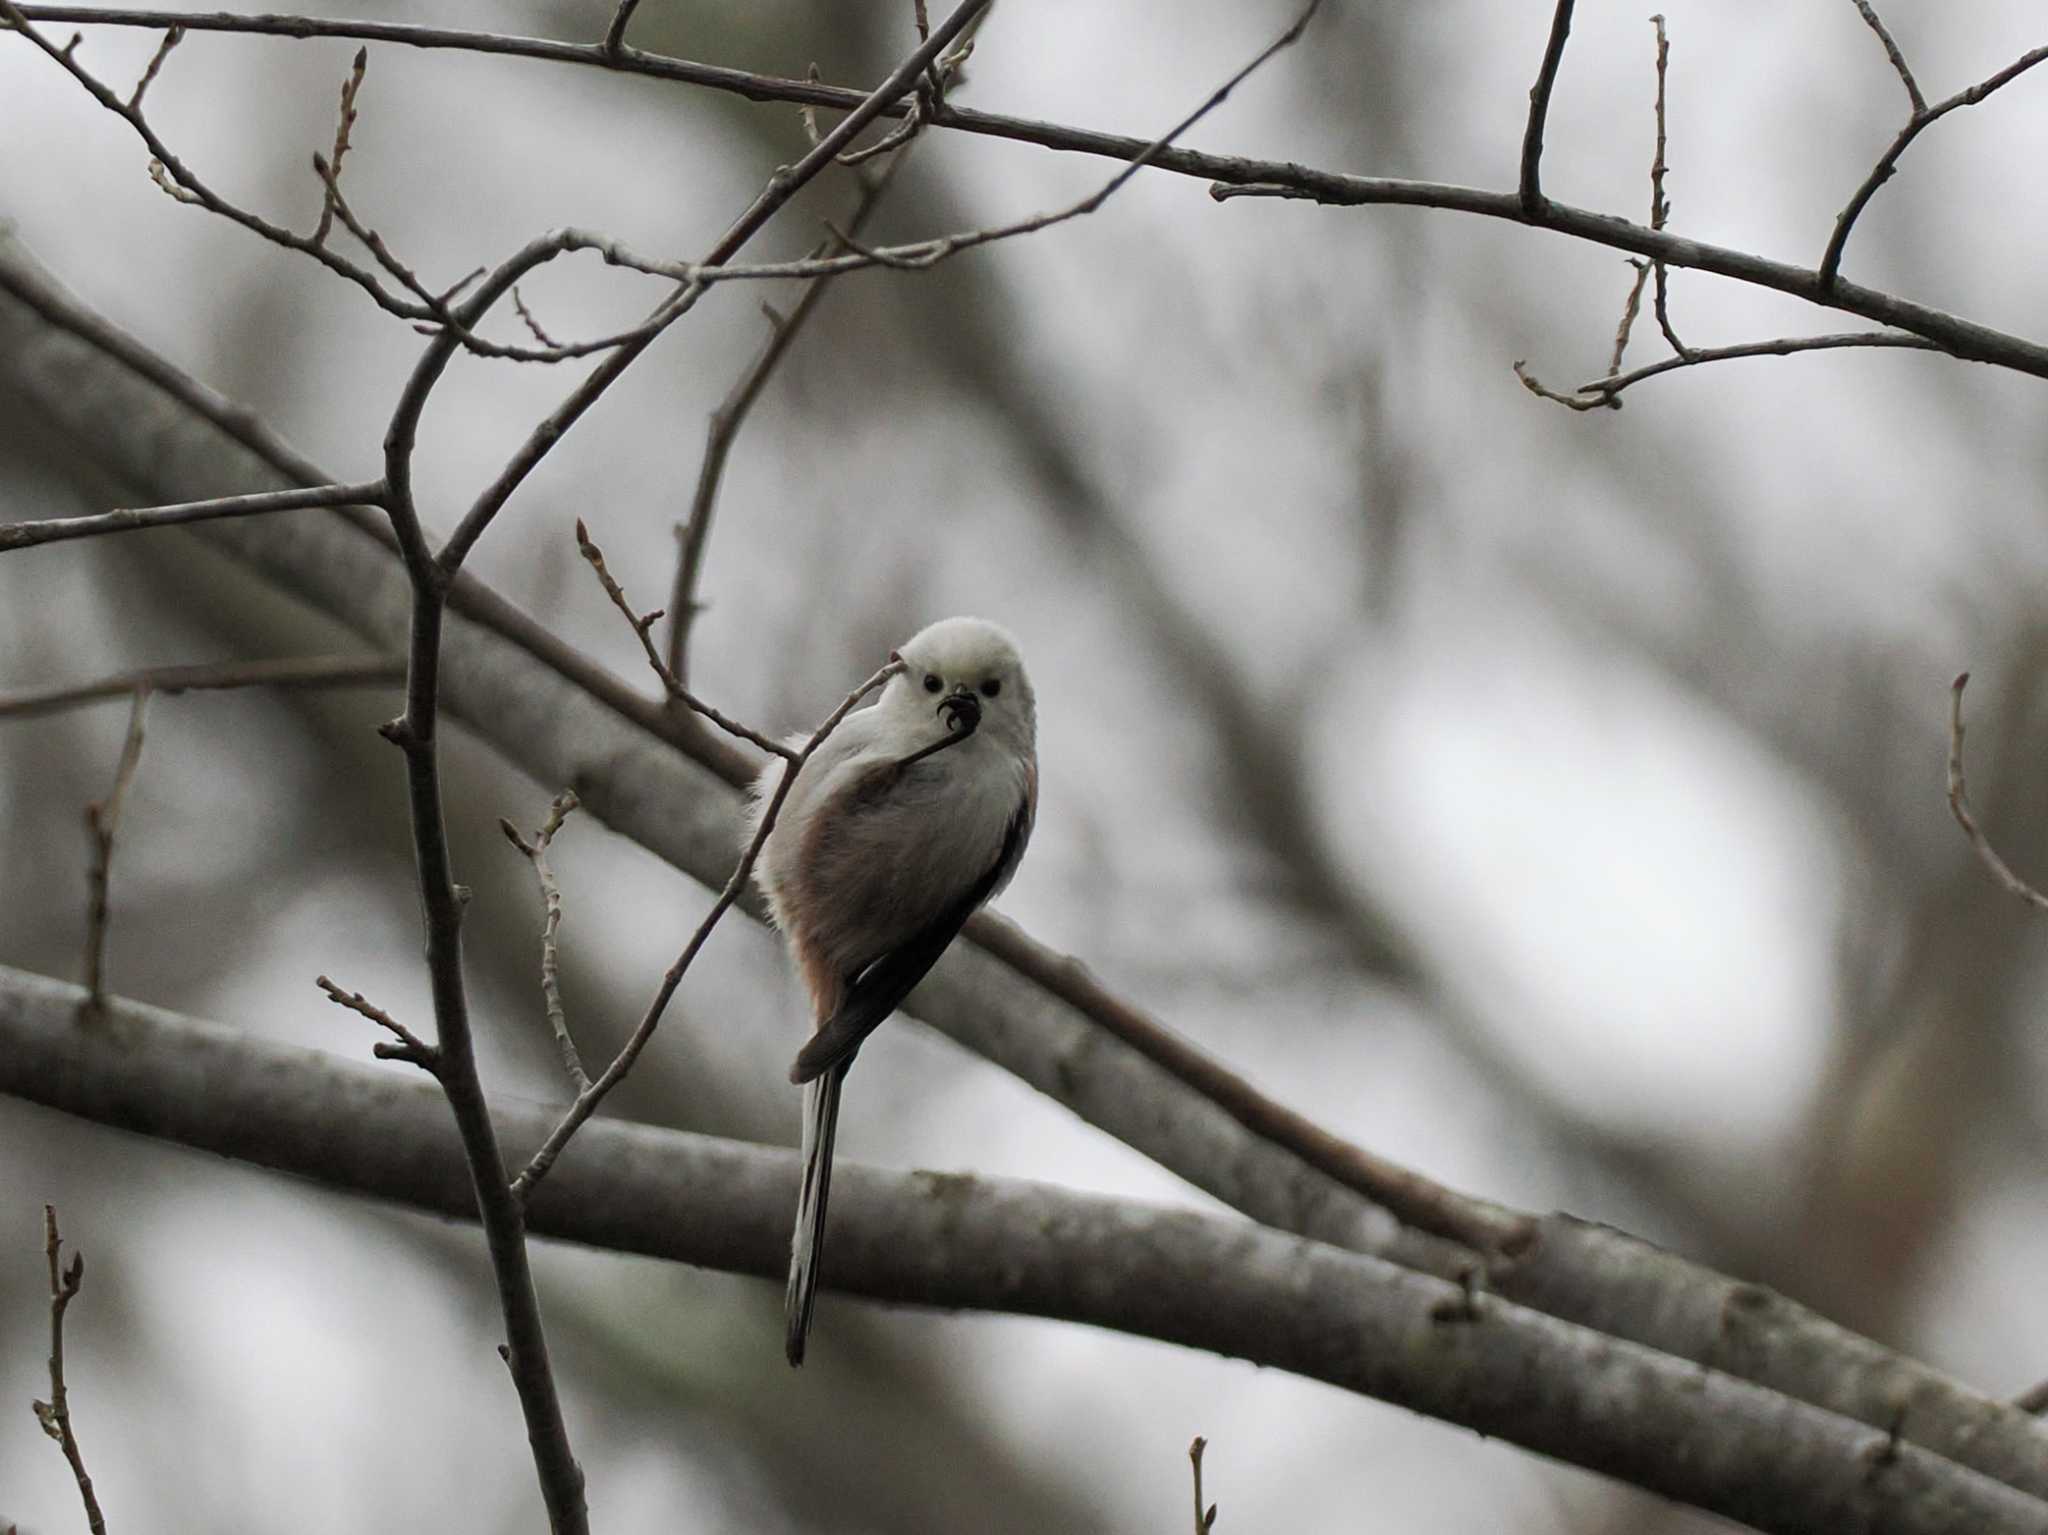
[1820,38,2048,290]
[10,966,2048,1535]
[16,223,2048,1507]
[0,480,386,552]
[0,654,403,719]
[423,0,996,579]
[509,654,902,1202]
[1849,0,1924,115]
[665,154,911,687]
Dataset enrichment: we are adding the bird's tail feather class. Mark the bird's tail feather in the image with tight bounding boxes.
[786,1064,844,1367]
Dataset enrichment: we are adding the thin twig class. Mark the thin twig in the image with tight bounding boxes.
[510,657,904,1202]
[500,792,589,1093]
[33,1206,108,1535]
[315,974,440,1070]
[601,0,638,56]
[1519,330,1942,411]
[1946,672,2048,912]
[0,0,424,315]
[15,4,2048,381]
[666,151,912,685]
[81,689,148,1005]
[0,654,404,719]
[1850,0,1925,115]
[1605,259,1649,380]
[1820,39,2048,290]
[511,285,559,349]
[1189,1437,1217,1533]
[576,520,797,758]
[1646,14,1689,358]
[0,479,386,552]
[419,0,997,580]
[123,20,178,109]
[311,46,366,246]
[1519,0,1576,211]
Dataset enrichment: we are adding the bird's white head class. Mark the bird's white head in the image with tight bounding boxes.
[882,616,1036,756]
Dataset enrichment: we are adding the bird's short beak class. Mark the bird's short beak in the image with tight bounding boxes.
[938,687,981,734]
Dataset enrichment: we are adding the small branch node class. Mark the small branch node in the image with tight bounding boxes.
[316,974,440,1071]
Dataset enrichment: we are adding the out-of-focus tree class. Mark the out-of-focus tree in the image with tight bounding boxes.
[9,3,2048,1532]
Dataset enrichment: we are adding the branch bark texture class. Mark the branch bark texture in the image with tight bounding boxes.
[8,224,2048,1504]
[6,964,2048,1535]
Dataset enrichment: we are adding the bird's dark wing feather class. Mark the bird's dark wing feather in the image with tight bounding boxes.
[788,795,1032,1084]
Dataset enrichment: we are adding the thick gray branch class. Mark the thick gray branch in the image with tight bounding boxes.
[4,964,2048,1535]
[7,226,2048,1502]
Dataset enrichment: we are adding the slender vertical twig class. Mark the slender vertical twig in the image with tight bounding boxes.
[33,1206,108,1535]
[1519,0,1576,211]
[81,688,148,1005]
[311,47,367,246]
[500,791,589,1092]
[1646,14,1690,358]
[1189,1437,1217,1533]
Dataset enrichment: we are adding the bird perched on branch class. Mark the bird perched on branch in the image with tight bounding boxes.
[752,617,1037,1366]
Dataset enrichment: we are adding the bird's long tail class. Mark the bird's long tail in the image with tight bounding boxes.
[786,1062,845,1367]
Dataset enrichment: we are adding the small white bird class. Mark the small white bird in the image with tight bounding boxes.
[752,617,1037,1366]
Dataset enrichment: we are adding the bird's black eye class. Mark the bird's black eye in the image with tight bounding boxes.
[980,678,1001,698]
[923,673,943,694]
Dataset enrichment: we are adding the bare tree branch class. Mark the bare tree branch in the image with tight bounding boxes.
[14,225,2048,1507]
[314,974,439,1070]
[1945,672,2048,911]
[123,19,178,110]
[666,155,911,686]
[1521,331,1944,410]
[0,654,401,720]
[11,967,2048,1535]
[0,480,386,552]
[600,0,638,57]
[1188,1437,1217,1534]
[310,45,366,246]
[419,0,995,579]
[1849,0,1925,115]
[32,1205,108,1535]
[574,519,798,759]
[11,4,2048,379]
[1519,0,1575,211]
[500,793,588,1093]
[0,0,424,314]
[509,654,902,1202]
[80,689,148,1006]
[1820,36,2048,290]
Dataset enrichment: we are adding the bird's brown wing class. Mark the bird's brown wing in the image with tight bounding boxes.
[787,792,1033,1084]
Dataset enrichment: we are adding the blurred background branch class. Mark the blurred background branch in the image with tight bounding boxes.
[10,2,2048,1531]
